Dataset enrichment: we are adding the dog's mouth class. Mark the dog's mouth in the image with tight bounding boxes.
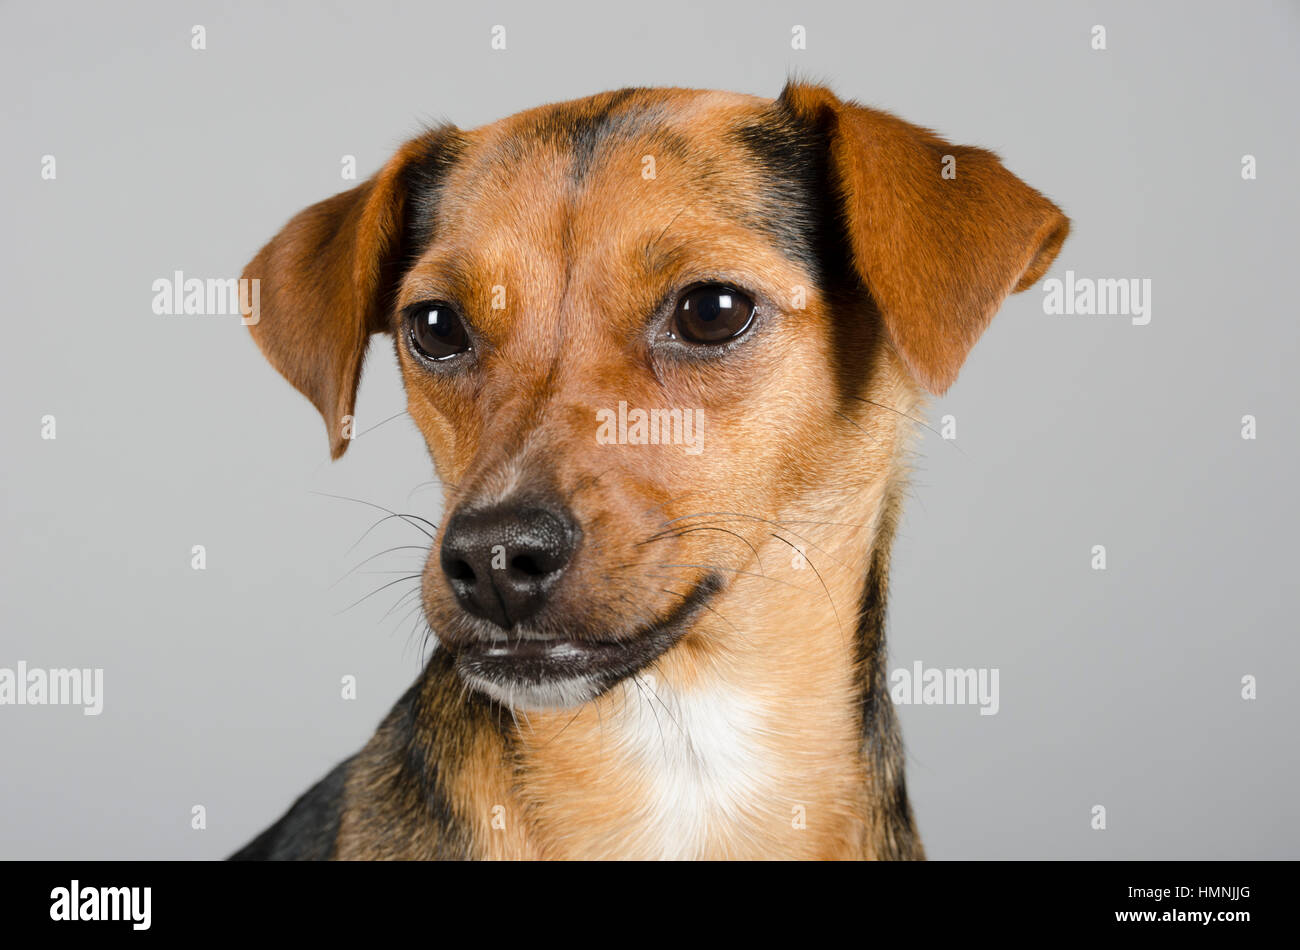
[449,572,724,711]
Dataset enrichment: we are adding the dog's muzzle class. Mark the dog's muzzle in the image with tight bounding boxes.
[434,501,723,710]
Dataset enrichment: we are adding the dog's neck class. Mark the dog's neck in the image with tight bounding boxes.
[342,382,924,860]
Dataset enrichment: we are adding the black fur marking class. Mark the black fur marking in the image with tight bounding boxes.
[854,515,924,860]
[563,87,640,181]
[729,101,855,290]
[517,88,671,185]
[396,666,473,853]
[228,756,351,860]
[229,654,485,860]
[403,126,468,260]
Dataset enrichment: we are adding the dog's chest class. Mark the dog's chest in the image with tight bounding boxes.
[513,676,865,859]
[598,678,776,859]
[502,673,870,859]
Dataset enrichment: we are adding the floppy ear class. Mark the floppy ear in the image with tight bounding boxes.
[242,127,460,458]
[780,82,1069,395]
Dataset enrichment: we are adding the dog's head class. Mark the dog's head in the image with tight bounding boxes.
[245,84,1067,711]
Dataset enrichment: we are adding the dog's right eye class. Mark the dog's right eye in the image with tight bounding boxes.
[406,302,470,361]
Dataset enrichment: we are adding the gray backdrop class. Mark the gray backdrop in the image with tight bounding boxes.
[2,0,1296,859]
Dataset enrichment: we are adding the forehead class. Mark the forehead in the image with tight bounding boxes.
[405,88,828,283]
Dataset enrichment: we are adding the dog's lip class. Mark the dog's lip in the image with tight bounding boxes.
[453,632,658,688]
[449,572,725,689]
[467,635,627,662]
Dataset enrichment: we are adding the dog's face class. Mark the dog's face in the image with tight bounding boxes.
[245,84,1067,710]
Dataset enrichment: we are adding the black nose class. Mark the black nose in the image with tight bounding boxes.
[439,501,580,629]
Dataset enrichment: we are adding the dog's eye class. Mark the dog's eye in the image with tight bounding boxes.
[407,302,470,360]
[670,285,756,344]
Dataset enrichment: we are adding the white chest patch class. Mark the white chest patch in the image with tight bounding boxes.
[610,673,772,859]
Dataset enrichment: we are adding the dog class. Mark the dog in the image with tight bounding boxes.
[230,82,1068,860]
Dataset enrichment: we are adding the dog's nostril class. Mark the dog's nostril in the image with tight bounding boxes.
[445,558,476,583]
[511,554,544,576]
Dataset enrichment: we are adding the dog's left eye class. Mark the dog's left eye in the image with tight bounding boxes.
[407,302,470,361]
[670,285,756,345]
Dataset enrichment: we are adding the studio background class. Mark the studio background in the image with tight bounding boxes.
[2,0,1297,859]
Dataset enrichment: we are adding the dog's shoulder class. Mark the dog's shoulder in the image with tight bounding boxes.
[228,755,353,860]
